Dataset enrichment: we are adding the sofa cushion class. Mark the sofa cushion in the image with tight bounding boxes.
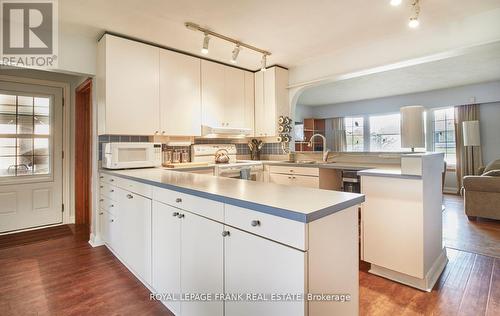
[483,159,500,174]
[463,175,500,193]
[483,169,500,177]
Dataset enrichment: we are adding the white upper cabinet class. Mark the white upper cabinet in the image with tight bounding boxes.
[201,60,226,128]
[159,50,201,136]
[97,34,160,135]
[254,67,289,137]
[201,60,254,132]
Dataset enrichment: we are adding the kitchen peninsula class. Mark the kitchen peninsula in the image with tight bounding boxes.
[98,168,364,316]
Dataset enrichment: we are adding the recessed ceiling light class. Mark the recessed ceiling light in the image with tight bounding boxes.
[408,17,420,28]
[230,45,240,64]
[201,33,210,54]
[390,0,402,6]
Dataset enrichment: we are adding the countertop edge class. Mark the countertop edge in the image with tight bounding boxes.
[100,169,364,223]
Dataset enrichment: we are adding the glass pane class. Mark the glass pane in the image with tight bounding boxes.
[370,114,400,134]
[17,96,33,115]
[0,156,16,177]
[0,94,16,105]
[434,109,446,121]
[16,156,33,176]
[0,104,16,115]
[0,114,16,134]
[0,138,16,156]
[353,126,363,135]
[34,138,49,155]
[17,138,33,156]
[434,120,445,132]
[34,116,50,135]
[34,97,50,116]
[33,155,49,175]
[17,114,33,134]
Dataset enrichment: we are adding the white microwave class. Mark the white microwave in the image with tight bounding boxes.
[102,142,162,169]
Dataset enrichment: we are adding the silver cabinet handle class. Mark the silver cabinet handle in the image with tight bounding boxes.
[222,231,230,237]
[175,198,182,203]
[99,176,104,179]
[172,212,179,217]
[177,213,185,219]
[110,204,114,208]
[110,189,114,193]
[99,199,104,202]
[110,179,114,182]
[162,131,165,134]
[251,220,261,227]
[99,212,103,215]
[100,185,103,188]
[110,219,114,223]
[126,194,133,199]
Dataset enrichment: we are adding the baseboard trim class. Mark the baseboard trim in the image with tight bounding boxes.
[369,249,448,292]
[88,233,104,247]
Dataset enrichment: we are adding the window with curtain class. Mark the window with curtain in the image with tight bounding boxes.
[369,113,402,152]
[344,116,364,151]
[433,107,456,165]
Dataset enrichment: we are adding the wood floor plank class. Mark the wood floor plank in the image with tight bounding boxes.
[457,254,495,316]
[486,258,500,316]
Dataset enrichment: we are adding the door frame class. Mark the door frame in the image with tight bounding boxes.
[75,78,92,225]
[0,74,71,229]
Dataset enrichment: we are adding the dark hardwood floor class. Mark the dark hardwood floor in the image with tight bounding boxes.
[1,194,499,316]
[443,194,500,258]
[0,225,171,316]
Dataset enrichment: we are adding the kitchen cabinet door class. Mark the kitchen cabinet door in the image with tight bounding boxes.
[263,68,277,137]
[201,60,225,128]
[159,50,201,136]
[224,227,306,316]
[254,71,265,136]
[223,67,245,128]
[99,210,110,245]
[244,71,255,135]
[152,201,181,315]
[119,190,152,285]
[98,34,160,135]
[181,211,224,316]
[269,173,319,188]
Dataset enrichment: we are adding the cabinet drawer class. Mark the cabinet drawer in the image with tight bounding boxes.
[153,187,224,222]
[269,173,319,188]
[269,165,319,176]
[99,196,118,215]
[100,182,119,201]
[225,204,307,250]
[114,177,152,198]
[99,173,119,185]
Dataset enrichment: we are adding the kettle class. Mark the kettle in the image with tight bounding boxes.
[214,149,230,164]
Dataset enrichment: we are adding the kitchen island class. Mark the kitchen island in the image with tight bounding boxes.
[97,167,364,316]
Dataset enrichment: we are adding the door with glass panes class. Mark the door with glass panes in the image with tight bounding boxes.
[0,81,63,233]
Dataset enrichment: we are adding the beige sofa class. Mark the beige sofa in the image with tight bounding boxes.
[463,159,500,220]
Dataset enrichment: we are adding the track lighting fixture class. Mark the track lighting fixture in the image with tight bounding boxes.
[261,54,267,72]
[230,45,240,64]
[201,33,210,54]
[408,0,420,29]
[186,22,271,69]
[390,0,402,6]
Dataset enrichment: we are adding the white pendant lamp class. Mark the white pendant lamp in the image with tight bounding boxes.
[400,105,425,152]
[462,120,481,147]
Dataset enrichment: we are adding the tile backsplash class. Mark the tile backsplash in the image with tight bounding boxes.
[98,135,150,160]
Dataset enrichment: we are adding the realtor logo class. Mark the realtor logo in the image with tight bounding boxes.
[0,0,58,68]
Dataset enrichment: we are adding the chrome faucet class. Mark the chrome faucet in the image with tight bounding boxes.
[308,133,330,162]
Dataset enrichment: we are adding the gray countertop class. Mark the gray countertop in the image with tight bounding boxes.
[101,168,365,223]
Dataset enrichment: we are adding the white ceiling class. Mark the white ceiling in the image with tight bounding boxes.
[60,0,500,72]
[297,41,500,106]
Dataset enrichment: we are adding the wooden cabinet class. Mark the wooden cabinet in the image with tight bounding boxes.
[159,49,201,136]
[224,227,306,316]
[97,34,160,135]
[181,211,224,316]
[152,201,181,315]
[201,60,254,132]
[254,67,289,137]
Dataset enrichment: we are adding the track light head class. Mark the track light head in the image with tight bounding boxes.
[201,33,210,54]
[408,17,419,28]
[230,44,240,64]
[261,54,267,72]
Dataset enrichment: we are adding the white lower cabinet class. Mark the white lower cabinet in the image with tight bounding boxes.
[224,227,306,316]
[116,188,152,285]
[152,201,181,315]
[181,211,224,316]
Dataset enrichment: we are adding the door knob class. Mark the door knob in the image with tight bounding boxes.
[126,194,133,199]
[222,231,230,237]
[177,213,185,219]
[175,198,182,203]
[172,212,179,217]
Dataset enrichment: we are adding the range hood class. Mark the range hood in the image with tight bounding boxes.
[201,125,252,138]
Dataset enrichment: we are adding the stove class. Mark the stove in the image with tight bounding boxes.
[191,144,263,180]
